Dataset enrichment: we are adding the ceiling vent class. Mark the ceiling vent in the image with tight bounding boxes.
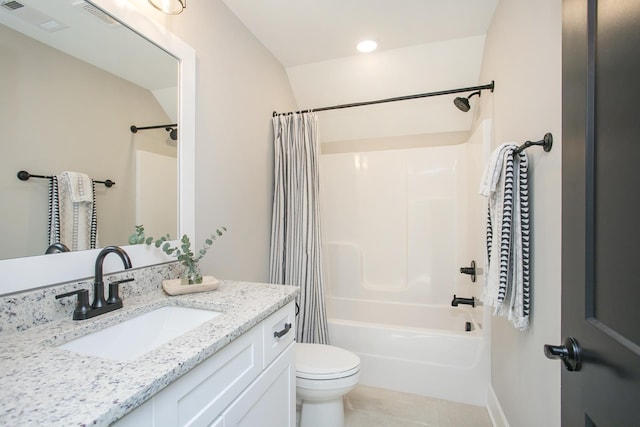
[73,1,121,28]
[1,1,25,11]
[0,0,68,32]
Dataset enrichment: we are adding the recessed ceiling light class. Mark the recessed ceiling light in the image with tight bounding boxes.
[357,40,377,53]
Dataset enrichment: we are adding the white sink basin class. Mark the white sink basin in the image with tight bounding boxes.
[58,306,222,361]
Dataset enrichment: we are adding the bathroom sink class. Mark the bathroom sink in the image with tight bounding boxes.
[58,306,222,361]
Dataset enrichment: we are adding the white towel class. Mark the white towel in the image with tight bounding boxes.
[479,144,530,331]
[479,143,515,197]
[60,171,93,203]
[56,172,98,251]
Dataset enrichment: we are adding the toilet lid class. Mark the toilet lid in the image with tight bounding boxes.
[296,343,360,380]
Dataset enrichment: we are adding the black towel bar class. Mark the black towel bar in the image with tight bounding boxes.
[513,133,553,155]
[17,170,115,187]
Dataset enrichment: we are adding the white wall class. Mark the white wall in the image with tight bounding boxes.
[287,36,486,142]
[475,0,562,426]
[140,0,297,282]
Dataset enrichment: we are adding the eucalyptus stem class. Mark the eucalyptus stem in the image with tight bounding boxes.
[129,225,227,274]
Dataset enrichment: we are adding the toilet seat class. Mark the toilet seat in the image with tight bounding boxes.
[296,343,360,380]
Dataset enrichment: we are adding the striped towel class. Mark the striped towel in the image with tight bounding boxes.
[48,172,98,251]
[479,143,530,331]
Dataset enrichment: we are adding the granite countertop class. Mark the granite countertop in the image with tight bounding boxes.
[0,281,298,426]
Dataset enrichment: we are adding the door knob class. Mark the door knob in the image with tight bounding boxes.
[544,336,582,371]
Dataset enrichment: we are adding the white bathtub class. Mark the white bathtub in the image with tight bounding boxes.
[327,297,489,406]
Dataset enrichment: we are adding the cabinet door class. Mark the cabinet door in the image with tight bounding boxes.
[154,326,263,427]
[223,342,295,427]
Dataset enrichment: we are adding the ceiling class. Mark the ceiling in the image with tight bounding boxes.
[221,0,500,67]
[0,0,177,91]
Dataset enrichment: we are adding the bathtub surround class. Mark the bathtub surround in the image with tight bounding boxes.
[321,134,488,305]
[321,122,490,405]
[270,112,329,344]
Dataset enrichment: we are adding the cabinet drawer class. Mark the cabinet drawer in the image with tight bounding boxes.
[263,302,295,367]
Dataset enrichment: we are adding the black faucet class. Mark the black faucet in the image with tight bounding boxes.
[45,242,70,254]
[92,246,132,309]
[451,294,475,307]
[56,246,133,320]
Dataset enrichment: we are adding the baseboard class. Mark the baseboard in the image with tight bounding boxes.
[486,385,509,427]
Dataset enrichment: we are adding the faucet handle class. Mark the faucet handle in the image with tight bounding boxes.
[110,277,135,286]
[107,277,134,305]
[459,260,477,282]
[55,289,91,320]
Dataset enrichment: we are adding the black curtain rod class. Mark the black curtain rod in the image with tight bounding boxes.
[17,170,115,188]
[130,123,177,132]
[130,124,178,141]
[272,81,495,117]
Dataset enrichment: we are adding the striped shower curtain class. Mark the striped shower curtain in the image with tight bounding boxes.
[269,112,329,344]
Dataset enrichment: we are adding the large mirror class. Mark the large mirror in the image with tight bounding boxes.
[0,0,196,294]
[0,0,178,260]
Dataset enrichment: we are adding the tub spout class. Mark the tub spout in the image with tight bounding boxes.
[451,295,475,307]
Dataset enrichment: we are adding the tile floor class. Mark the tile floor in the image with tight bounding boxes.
[298,385,493,427]
[344,386,492,427]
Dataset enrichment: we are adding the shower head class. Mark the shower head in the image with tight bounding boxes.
[454,91,481,112]
[454,97,471,112]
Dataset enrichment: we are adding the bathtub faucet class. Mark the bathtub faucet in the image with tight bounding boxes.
[451,295,475,307]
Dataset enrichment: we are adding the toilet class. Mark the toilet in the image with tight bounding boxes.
[296,343,361,427]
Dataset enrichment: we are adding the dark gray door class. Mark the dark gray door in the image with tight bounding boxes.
[558,0,640,425]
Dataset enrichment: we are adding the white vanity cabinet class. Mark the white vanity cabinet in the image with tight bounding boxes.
[114,302,296,427]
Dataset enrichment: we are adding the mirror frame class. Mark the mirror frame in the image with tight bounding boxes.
[0,0,195,295]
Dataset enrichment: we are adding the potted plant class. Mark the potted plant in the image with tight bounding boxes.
[129,225,226,285]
